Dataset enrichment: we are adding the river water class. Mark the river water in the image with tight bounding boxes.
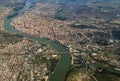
[3,0,71,81]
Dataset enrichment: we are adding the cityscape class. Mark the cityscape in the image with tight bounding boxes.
[0,0,120,81]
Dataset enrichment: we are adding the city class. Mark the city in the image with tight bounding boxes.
[0,0,120,81]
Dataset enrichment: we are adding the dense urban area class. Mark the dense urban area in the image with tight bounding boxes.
[0,0,120,81]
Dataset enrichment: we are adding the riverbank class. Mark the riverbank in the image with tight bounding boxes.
[3,0,71,81]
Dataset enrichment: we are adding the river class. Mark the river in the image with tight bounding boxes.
[3,0,71,81]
